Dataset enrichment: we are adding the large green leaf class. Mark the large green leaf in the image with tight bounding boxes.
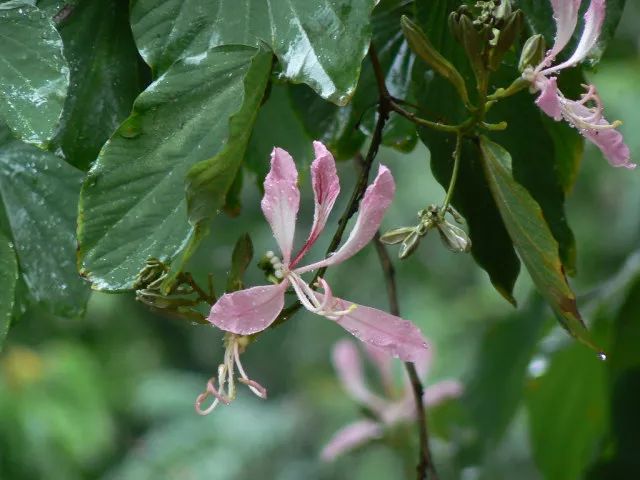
[413,0,521,304]
[0,232,17,347]
[130,0,376,105]
[0,128,88,317]
[289,0,417,159]
[0,1,69,146]
[479,136,596,348]
[78,46,272,291]
[48,0,145,170]
[526,342,608,480]
[489,68,577,275]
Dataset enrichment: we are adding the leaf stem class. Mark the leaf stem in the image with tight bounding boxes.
[441,132,463,215]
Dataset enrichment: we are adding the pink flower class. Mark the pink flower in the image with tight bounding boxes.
[208,142,428,363]
[523,0,634,169]
[321,339,463,461]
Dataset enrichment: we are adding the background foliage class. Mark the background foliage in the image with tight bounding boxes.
[0,0,639,478]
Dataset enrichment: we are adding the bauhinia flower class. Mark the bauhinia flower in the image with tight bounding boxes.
[321,339,463,461]
[522,0,634,169]
[198,142,428,412]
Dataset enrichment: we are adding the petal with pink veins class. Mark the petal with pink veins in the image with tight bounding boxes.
[319,294,428,364]
[291,141,340,266]
[296,165,395,273]
[546,0,606,74]
[320,420,383,461]
[332,340,387,411]
[207,282,288,335]
[261,148,300,263]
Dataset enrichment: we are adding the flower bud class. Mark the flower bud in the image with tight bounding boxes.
[399,230,422,260]
[380,226,417,245]
[437,221,471,253]
[459,14,486,83]
[401,16,470,106]
[489,10,524,70]
[518,34,546,73]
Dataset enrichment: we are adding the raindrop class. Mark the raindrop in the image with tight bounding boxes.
[597,352,607,362]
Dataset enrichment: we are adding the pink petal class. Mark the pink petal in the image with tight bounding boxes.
[332,340,386,411]
[291,141,340,267]
[261,148,300,263]
[564,100,635,169]
[535,77,563,120]
[320,294,428,364]
[320,420,383,461]
[582,124,634,169]
[207,282,288,335]
[547,0,581,59]
[423,380,464,406]
[296,165,395,274]
[383,379,463,425]
[546,0,606,73]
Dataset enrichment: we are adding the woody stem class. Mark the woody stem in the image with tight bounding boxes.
[373,233,438,480]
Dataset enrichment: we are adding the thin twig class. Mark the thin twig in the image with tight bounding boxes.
[373,234,438,480]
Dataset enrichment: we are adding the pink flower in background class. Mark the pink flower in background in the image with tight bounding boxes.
[523,0,634,169]
[321,339,463,461]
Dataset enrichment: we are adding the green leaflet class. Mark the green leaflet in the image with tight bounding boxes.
[479,136,596,349]
[77,46,272,291]
[0,128,88,317]
[49,0,145,170]
[0,1,69,146]
[130,0,376,105]
[0,232,17,348]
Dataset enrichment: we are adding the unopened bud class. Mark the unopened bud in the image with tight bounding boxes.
[399,230,422,260]
[459,14,486,82]
[489,10,523,70]
[380,226,417,245]
[518,34,546,73]
[401,16,470,106]
[437,221,472,253]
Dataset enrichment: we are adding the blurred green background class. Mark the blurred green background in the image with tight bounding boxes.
[1,7,639,480]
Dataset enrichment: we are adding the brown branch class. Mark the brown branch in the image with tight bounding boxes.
[373,234,439,480]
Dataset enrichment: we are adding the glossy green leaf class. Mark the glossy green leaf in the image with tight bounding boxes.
[526,342,608,480]
[0,232,18,347]
[289,0,418,159]
[130,0,376,105]
[0,128,88,317]
[479,136,596,348]
[413,0,521,305]
[49,0,145,170]
[0,1,69,146]
[489,67,577,275]
[78,46,271,291]
[246,83,313,182]
[226,234,254,293]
